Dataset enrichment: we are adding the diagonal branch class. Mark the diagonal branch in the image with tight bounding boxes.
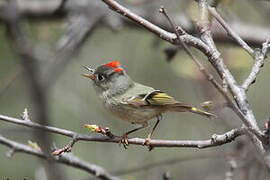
[101,0,175,42]
[198,0,268,148]
[0,135,122,180]
[242,39,270,91]
[100,0,213,54]
[208,7,254,56]
[158,7,245,121]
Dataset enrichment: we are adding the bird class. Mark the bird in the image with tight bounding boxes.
[82,61,215,147]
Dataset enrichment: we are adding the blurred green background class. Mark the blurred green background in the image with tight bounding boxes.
[0,0,270,179]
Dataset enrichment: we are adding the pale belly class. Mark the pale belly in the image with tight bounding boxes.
[103,98,161,124]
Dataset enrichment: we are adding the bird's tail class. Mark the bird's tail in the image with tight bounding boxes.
[188,106,216,118]
[167,103,216,119]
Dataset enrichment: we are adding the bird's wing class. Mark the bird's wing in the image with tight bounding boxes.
[145,91,179,105]
[122,90,181,107]
[121,89,216,118]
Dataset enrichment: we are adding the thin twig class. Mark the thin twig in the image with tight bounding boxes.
[52,135,78,156]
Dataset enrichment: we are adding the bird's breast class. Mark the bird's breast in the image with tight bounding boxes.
[100,93,160,124]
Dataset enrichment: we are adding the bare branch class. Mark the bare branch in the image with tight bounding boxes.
[196,0,267,145]
[102,0,176,42]
[242,39,270,90]
[52,135,78,156]
[0,135,122,180]
[158,6,244,122]
[0,0,269,47]
[100,0,214,54]
[197,0,216,50]
[0,114,245,149]
[208,7,254,56]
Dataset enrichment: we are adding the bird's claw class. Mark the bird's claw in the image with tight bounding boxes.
[119,134,129,149]
[143,137,150,146]
[143,137,154,151]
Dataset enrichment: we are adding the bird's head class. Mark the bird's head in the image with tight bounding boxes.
[82,61,133,94]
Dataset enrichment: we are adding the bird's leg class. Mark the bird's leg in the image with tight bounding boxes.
[144,114,162,147]
[119,123,147,149]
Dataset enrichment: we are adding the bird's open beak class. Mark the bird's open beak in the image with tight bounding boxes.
[81,65,95,80]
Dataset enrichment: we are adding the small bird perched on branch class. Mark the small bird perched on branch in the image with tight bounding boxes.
[82,61,215,146]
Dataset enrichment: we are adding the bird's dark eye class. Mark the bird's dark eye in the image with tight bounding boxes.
[97,74,105,81]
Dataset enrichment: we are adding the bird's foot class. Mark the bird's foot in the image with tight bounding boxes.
[119,133,129,149]
[143,137,150,146]
[143,137,154,151]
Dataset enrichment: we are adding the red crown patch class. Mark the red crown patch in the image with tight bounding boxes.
[105,61,121,68]
[105,61,123,72]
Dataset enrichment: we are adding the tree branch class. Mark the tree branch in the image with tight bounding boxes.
[0,114,245,149]
[201,0,269,154]
[208,7,254,56]
[0,135,121,180]
[242,39,270,90]
[100,0,216,54]
[0,0,269,47]
[158,6,244,123]
[102,0,176,42]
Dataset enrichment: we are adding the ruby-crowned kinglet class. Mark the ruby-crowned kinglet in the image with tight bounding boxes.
[82,61,215,145]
